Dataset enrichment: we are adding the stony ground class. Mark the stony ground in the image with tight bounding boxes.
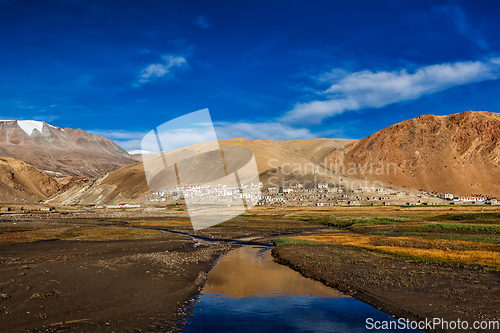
[0,235,231,332]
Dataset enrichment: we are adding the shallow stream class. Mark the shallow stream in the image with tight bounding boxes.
[184,246,420,332]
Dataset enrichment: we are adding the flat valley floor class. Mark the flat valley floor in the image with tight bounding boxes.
[0,205,499,332]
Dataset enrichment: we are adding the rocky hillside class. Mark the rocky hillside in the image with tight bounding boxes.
[46,138,359,205]
[0,157,61,203]
[0,120,136,178]
[8,111,499,205]
[333,111,500,197]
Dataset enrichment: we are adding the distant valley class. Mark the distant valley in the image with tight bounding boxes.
[0,111,499,205]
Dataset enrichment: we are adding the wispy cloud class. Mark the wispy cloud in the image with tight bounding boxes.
[282,57,500,125]
[89,122,317,151]
[194,15,211,29]
[136,55,187,86]
[142,127,217,152]
[90,127,219,151]
[440,5,489,51]
[33,115,59,122]
[88,129,147,150]
[99,57,500,149]
[214,121,315,141]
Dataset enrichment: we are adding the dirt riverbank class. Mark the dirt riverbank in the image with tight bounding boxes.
[272,244,500,333]
[0,236,230,332]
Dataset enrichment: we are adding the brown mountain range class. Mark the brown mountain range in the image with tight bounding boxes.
[332,111,500,197]
[2,111,498,205]
[46,138,358,205]
[0,120,136,178]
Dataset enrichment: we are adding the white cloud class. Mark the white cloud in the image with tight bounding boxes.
[89,122,318,151]
[88,130,147,150]
[91,126,218,152]
[142,127,218,152]
[441,5,489,51]
[283,57,500,125]
[194,15,211,29]
[214,121,316,141]
[93,58,500,149]
[89,129,145,140]
[136,55,187,85]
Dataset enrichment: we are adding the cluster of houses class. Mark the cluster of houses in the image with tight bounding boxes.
[146,183,263,206]
[257,184,498,207]
[438,193,497,205]
[257,183,418,206]
[143,182,497,207]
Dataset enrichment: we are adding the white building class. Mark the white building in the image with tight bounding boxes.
[457,197,487,203]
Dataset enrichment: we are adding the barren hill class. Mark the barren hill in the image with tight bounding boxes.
[46,162,149,206]
[0,157,61,203]
[333,111,500,197]
[12,111,499,205]
[0,120,136,178]
[47,138,358,205]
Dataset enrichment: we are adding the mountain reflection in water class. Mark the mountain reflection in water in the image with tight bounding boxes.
[184,246,420,333]
[203,246,344,298]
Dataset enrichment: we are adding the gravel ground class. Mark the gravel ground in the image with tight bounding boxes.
[0,236,231,332]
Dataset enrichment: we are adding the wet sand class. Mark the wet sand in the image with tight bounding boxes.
[0,236,230,332]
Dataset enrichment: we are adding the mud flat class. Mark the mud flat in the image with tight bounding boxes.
[0,235,230,332]
[272,243,500,333]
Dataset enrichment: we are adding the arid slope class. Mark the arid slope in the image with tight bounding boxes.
[334,111,500,196]
[0,120,136,178]
[47,138,357,205]
[0,157,61,203]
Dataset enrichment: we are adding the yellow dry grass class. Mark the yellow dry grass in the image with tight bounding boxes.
[291,233,500,266]
[252,205,500,222]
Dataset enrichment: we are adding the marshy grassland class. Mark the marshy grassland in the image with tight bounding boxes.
[1,205,499,332]
[271,206,500,332]
[281,209,500,266]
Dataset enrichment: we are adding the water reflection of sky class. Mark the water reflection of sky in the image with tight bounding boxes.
[184,246,421,332]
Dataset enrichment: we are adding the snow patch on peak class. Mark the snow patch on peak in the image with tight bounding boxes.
[46,123,65,132]
[17,120,44,136]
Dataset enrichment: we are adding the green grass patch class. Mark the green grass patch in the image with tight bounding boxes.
[310,216,404,228]
[426,223,500,234]
[309,216,341,226]
[434,212,500,221]
[353,217,402,226]
[274,236,323,246]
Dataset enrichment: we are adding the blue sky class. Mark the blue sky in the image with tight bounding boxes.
[1,0,499,150]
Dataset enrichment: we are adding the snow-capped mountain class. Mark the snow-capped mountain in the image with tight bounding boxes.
[0,120,136,178]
